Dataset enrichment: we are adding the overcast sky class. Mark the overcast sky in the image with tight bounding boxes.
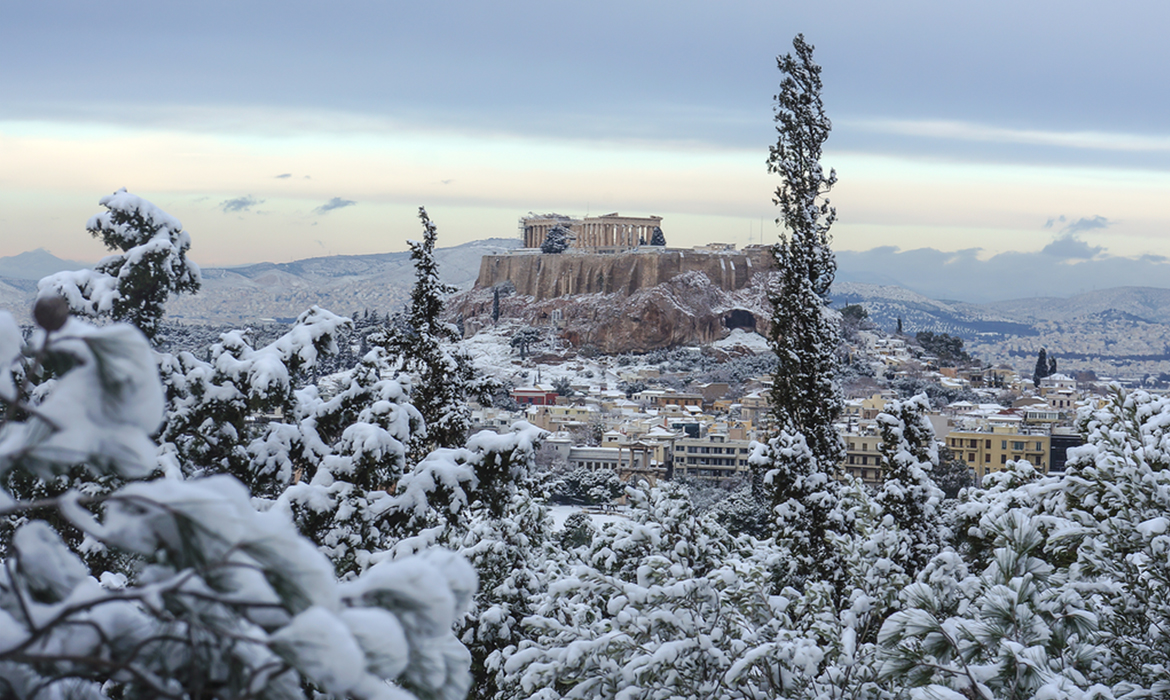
[1,1,1168,301]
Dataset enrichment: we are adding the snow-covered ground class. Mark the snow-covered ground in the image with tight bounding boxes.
[712,328,770,353]
[462,321,619,385]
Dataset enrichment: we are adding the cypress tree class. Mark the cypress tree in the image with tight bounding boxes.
[1033,347,1050,384]
[389,207,477,458]
[765,34,844,471]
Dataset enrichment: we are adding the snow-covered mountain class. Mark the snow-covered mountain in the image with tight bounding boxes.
[5,240,1170,374]
[0,238,521,325]
[0,248,89,281]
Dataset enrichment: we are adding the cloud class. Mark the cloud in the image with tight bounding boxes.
[275,173,292,179]
[312,197,356,215]
[836,244,1170,303]
[1061,215,1112,235]
[1041,234,1103,260]
[1043,215,1065,229]
[220,195,263,213]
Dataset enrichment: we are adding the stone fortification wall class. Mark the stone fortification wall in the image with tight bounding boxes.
[474,247,773,299]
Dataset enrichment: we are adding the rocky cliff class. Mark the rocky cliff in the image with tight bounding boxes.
[450,248,776,354]
[474,247,772,300]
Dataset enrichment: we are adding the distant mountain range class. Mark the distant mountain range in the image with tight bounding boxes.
[0,239,520,325]
[833,282,1170,376]
[4,243,1170,376]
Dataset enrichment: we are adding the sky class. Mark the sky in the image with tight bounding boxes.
[1,1,1168,301]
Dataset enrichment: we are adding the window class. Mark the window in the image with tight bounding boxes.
[968,452,975,462]
[985,454,991,463]
[968,439,977,449]
[848,455,855,464]
[1036,441,1043,451]
[1001,440,1007,449]
[1001,455,1007,464]
[986,439,991,449]
[1012,441,1025,451]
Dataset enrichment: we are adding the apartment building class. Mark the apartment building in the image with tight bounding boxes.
[944,428,1050,480]
[840,430,885,487]
[672,433,753,481]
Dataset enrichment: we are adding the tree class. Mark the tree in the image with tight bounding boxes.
[915,331,971,365]
[934,444,974,499]
[551,376,573,396]
[503,482,774,700]
[0,305,477,700]
[840,304,868,323]
[511,326,542,361]
[649,226,666,246]
[763,34,844,482]
[38,189,200,342]
[492,286,501,324]
[388,207,485,457]
[765,34,843,471]
[873,394,946,578]
[896,317,904,335]
[1034,347,1050,384]
[540,225,573,254]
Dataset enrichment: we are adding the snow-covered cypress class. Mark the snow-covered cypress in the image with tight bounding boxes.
[388,207,483,459]
[765,34,845,474]
[649,226,666,246]
[873,394,946,578]
[38,189,200,341]
[749,429,842,588]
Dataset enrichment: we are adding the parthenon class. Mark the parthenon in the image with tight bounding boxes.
[520,212,663,252]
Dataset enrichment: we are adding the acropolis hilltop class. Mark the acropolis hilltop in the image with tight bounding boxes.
[520,212,663,252]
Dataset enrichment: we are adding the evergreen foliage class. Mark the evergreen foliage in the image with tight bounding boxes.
[934,444,974,499]
[38,189,200,341]
[540,225,573,254]
[649,226,666,246]
[548,466,622,506]
[749,430,842,588]
[511,327,542,361]
[873,394,946,578]
[1034,347,1051,384]
[915,330,971,365]
[0,307,476,700]
[764,34,844,472]
[387,207,485,458]
[840,303,868,322]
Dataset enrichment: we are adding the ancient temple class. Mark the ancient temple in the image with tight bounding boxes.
[520,212,663,252]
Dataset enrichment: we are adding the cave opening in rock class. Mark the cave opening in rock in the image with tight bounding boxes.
[723,309,756,332]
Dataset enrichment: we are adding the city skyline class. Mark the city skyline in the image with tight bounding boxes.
[2,1,1168,301]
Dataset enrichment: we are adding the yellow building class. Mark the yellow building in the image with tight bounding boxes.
[840,432,885,487]
[945,428,1050,480]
